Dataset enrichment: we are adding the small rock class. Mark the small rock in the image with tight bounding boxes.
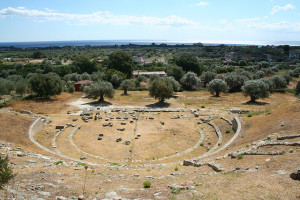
[265,158,271,162]
[56,196,67,200]
[80,156,86,160]
[288,149,295,153]
[78,195,85,200]
[275,170,287,175]
[290,167,300,180]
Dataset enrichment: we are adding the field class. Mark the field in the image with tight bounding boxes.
[0,90,299,200]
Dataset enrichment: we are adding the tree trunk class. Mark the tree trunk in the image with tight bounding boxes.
[124,89,128,95]
[250,96,256,103]
[160,98,164,103]
[99,94,104,102]
[215,91,220,97]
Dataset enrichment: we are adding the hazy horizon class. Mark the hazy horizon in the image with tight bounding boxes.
[1,0,300,42]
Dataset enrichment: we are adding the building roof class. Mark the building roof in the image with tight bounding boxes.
[133,71,166,76]
[74,80,94,85]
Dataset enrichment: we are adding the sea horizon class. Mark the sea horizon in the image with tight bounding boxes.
[0,39,300,48]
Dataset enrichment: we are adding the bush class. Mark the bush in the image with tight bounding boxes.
[143,181,151,188]
[226,129,231,133]
[248,113,252,117]
[0,155,16,188]
[201,105,205,108]
[68,85,75,93]
[237,155,244,160]
[175,166,179,171]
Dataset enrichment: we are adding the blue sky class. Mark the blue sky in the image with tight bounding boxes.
[0,0,299,42]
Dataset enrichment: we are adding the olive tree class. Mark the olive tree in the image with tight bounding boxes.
[180,72,199,90]
[201,71,216,86]
[225,73,249,92]
[149,78,173,102]
[207,79,228,97]
[83,81,114,102]
[120,79,134,95]
[30,74,62,98]
[163,76,181,92]
[136,75,147,82]
[253,70,265,79]
[270,75,287,90]
[165,64,185,81]
[242,80,269,103]
[16,80,30,97]
[110,74,124,88]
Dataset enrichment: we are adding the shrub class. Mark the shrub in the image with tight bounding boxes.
[0,155,16,188]
[175,166,179,171]
[237,155,244,160]
[248,113,252,117]
[200,142,204,146]
[171,188,181,194]
[143,181,151,188]
[226,129,231,133]
[68,85,75,93]
[201,105,205,108]
[55,161,63,165]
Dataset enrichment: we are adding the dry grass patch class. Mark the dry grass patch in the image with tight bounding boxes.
[7,92,80,114]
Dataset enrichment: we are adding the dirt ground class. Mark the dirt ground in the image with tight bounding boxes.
[0,90,299,200]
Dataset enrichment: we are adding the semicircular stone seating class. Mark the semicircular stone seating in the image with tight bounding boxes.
[28,107,242,167]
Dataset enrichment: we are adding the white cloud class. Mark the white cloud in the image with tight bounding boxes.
[235,17,261,23]
[270,4,295,15]
[196,1,209,7]
[219,19,227,24]
[0,7,197,27]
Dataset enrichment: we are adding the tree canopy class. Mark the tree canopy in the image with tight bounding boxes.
[72,56,97,74]
[120,79,135,95]
[30,73,62,98]
[207,79,228,97]
[180,72,199,90]
[175,54,202,74]
[242,80,269,103]
[149,77,173,102]
[108,50,135,78]
[83,81,114,102]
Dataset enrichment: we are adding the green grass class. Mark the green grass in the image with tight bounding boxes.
[77,162,85,166]
[143,181,151,188]
[110,162,119,166]
[55,161,63,165]
[171,188,181,194]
